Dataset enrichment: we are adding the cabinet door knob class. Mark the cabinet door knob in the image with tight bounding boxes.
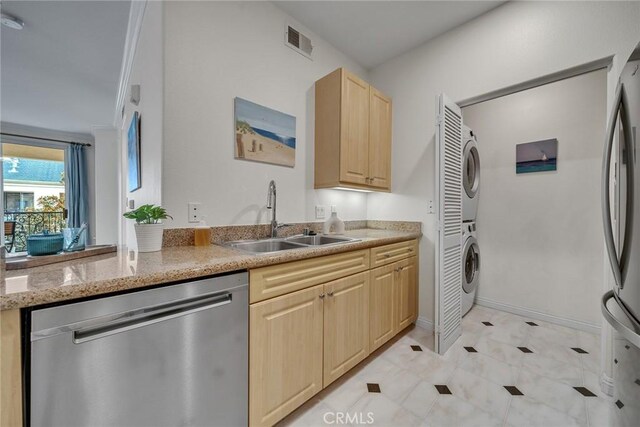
[319,293,326,299]
[328,291,334,297]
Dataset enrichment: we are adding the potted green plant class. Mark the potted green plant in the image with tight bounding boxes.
[123,204,173,252]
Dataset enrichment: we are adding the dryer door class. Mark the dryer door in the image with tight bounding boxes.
[462,236,480,294]
[463,140,480,199]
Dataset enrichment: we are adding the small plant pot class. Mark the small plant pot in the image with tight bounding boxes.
[134,223,164,253]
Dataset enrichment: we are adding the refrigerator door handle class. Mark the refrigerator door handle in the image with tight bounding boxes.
[602,290,640,347]
[602,83,635,289]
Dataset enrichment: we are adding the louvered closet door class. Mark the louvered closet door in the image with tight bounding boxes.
[435,93,463,355]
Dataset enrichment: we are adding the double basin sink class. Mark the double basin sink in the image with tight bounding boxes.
[226,235,359,254]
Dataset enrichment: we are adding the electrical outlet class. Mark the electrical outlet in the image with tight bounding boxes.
[427,199,435,214]
[128,199,135,210]
[315,205,326,219]
[188,202,202,223]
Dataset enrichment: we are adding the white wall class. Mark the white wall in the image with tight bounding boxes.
[367,1,640,323]
[92,128,119,245]
[162,1,368,228]
[119,1,164,249]
[463,69,607,326]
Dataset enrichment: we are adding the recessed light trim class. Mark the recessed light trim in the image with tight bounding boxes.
[1,12,24,30]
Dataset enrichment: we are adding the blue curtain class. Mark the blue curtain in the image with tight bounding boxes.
[65,144,88,229]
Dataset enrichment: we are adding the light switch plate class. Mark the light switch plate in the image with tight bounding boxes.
[315,205,326,219]
[188,202,202,223]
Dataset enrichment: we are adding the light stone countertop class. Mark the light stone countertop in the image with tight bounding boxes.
[1,229,420,310]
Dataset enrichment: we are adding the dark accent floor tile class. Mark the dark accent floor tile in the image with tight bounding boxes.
[482,321,494,326]
[574,387,597,397]
[625,345,630,350]
[616,400,624,409]
[525,321,539,326]
[615,359,618,364]
[367,383,381,393]
[635,379,640,387]
[410,345,423,352]
[435,385,452,395]
[571,347,589,354]
[464,346,477,353]
[518,347,533,354]
[504,386,524,396]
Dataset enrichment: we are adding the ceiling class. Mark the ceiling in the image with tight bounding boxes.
[274,1,506,70]
[0,0,131,135]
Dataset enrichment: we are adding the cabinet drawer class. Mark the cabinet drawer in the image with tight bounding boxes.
[370,240,417,268]
[250,250,370,303]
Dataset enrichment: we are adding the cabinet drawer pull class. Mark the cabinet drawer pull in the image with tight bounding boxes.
[384,254,391,258]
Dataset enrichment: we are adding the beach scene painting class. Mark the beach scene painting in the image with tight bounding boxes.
[516,138,558,174]
[234,97,296,167]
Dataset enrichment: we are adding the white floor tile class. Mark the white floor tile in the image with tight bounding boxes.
[447,368,512,420]
[458,351,519,385]
[516,368,588,423]
[520,353,583,386]
[422,395,503,427]
[400,380,440,419]
[349,392,422,427]
[506,395,584,427]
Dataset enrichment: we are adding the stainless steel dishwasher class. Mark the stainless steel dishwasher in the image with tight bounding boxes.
[29,272,248,427]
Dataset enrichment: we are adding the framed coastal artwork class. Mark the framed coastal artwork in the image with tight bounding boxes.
[516,138,558,174]
[234,97,296,167]
[128,111,141,192]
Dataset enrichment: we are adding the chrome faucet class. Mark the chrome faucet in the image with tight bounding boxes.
[267,180,290,238]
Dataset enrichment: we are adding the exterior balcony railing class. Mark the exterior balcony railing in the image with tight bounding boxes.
[3,211,66,253]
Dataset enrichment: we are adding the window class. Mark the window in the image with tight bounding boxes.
[4,191,34,211]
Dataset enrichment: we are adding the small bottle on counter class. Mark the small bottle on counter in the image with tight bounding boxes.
[323,206,345,235]
[194,217,212,246]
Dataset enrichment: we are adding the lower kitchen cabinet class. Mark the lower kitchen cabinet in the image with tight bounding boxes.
[323,272,370,387]
[249,284,324,427]
[369,256,418,352]
[249,240,419,426]
[369,263,397,352]
[398,256,418,330]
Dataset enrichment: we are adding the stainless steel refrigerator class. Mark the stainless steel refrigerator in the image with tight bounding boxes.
[601,43,640,426]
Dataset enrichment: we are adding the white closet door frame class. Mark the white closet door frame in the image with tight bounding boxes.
[435,93,463,355]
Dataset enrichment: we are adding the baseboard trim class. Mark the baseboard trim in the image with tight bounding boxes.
[416,316,434,331]
[475,296,601,335]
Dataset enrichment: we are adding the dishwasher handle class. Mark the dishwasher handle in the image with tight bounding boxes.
[73,292,232,344]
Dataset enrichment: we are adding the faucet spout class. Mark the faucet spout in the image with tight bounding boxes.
[267,180,278,237]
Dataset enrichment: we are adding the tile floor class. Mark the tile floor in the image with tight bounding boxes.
[278,305,620,427]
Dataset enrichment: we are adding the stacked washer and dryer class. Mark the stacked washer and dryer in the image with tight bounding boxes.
[461,126,481,316]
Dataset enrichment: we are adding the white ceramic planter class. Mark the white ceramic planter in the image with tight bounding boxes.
[134,223,164,253]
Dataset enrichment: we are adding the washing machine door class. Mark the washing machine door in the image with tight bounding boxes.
[462,235,480,294]
[463,139,480,199]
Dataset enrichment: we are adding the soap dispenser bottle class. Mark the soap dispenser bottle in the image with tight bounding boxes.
[194,216,212,246]
[323,206,345,235]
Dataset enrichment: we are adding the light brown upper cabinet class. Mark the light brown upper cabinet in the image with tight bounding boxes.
[315,68,392,192]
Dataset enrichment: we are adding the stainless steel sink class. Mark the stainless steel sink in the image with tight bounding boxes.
[225,235,359,254]
[285,235,359,246]
[226,239,307,254]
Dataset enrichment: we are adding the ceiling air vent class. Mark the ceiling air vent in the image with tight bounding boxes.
[285,24,313,60]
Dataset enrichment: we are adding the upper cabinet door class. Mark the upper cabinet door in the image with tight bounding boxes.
[368,87,392,190]
[340,70,370,185]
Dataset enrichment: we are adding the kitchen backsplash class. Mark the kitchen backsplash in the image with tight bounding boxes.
[162,220,421,247]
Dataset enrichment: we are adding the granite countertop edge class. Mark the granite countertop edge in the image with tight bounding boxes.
[1,230,421,311]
